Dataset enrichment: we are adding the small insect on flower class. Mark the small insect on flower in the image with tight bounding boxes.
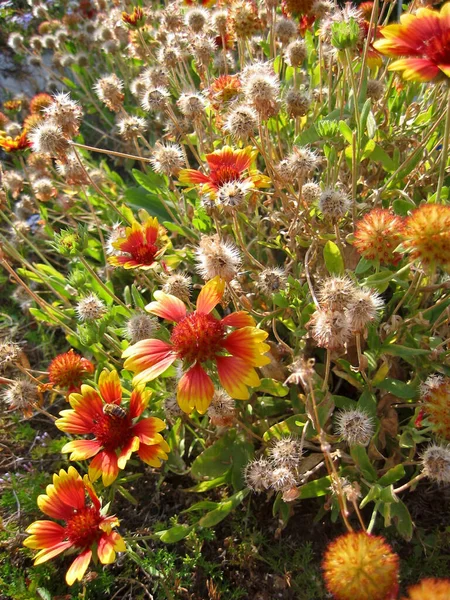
[103,403,128,419]
[322,532,399,600]
[335,408,374,446]
[401,578,450,600]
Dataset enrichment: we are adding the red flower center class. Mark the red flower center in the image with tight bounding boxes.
[92,411,132,451]
[171,312,225,363]
[65,506,102,548]
[421,31,450,65]
[211,166,244,187]
[129,242,158,266]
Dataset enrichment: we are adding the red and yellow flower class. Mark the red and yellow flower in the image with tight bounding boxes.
[402,578,450,600]
[30,93,53,115]
[55,369,169,486]
[208,75,241,109]
[122,277,271,414]
[374,3,450,82]
[322,532,399,600]
[178,146,270,200]
[48,349,95,395]
[121,6,146,28]
[0,130,31,153]
[353,208,404,265]
[108,211,168,270]
[23,467,125,586]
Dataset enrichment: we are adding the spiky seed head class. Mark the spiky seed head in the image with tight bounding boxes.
[55,152,90,186]
[93,74,124,112]
[32,177,56,201]
[177,93,206,121]
[186,8,209,33]
[257,267,287,295]
[28,122,70,159]
[322,532,399,600]
[421,444,450,484]
[164,396,184,421]
[125,313,157,343]
[275,18,297,44]
[8,33,24,51]
[335,409,374,446]
[286,146,319,180]
[158,45,181,69]
[269,436,303,468]
[117,115,147,141]
[310,309,351,350]
[270,466,298,491]
[141,87,170,112]
[3,379,38,417]
[162,273,192,302]
[207,389,235,427]
[244,458,272,492]
[212,10,228,35]
[76,53,89,67]
[216,181,251,211]
[196,234,242,282]
[319,187,352,221]
[345,287,384,333]
[0,341,22,372]
[3,171,24,197]
[285,356,316,387]
[192,36,216,67]
[366,79,385,101]
[150,142,185,176]
[311,0,334,18]
[285,89,310,117]
[75,294,106,322]
[302,181,321,204]
[224,105,258,141]
[228,0,261,40]
[318,276,356,311]
[420,376,450,441]
[284,39,307,67]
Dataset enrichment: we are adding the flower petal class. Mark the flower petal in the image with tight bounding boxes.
[222,327,271,367]
[388,57,440,82]
[52,467,85,510]
[88,451,119,487]
[216,356,261,400]
[178,168,211,186]
[117,435,140,470]
[122,339,177,385]
[221,311,255,328]
[98,369,122,405]
[66,549,92,586]
[128,386,151,419]
[61,439,102,461]
[33,540,72,565]
[138,440,170,467]
[146,291,187,322]
[196,276,225,314]
[37,488,74,521]
[24,521,66,549]
[55,409,95,435]
[97,531,126,564]
[177,363,214,414]
[132,417,166,445]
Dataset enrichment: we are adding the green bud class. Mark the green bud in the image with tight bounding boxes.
[53,225,88,257]
[331,18,360,51]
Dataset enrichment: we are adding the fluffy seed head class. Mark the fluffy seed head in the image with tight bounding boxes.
[94,74,124,112]
[285,356,316,387]
[257,267,287,295]
[319,187,352,221]
[28,122,70,159]
[353,209,404,265]
[286,146,319,180]
[228,1,261,39]
[345,287,384,333]
[3,379,38,417]
[244,71,280,118]
[56,152,90,186]
[402,578,450,600]
[177,93,206,121]
[3,171,24,197]
[0,341,22,372]
[164,396,184,421]
[318,276,356,311]
[270,466,298,491]
[196,234,241,282]
[8,32,24,51]
[192,36,216,67]
[75,294,106,322]
[224,105,258,141]
[117,115,147,141]
[161,272,192,302]
[30,93,53,115]
[302,181,321,204]
[150,142,185,176]
[212,10,228,35]
[311,309,351,350]
[216,180,251,211]
[403,204,450,270]
[366,79,385,101]
[186,8,209,32]
[269,436,302,468]
[244,458,272,492]
[141,87,170,112]
[32,177,57,202]
[275,18,297,44]
[125,313,157,343]
[285,89,310,117]
[207,389,235,427]
[421,444,450,484]
[335,409,374,446]
[322,532,399,600]
[421,376,450,440]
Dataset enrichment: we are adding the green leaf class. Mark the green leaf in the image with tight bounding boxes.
[182,501,219,513]
[157,525,194,543]
[371,144,396,172]
[351,445,377,481]
[298,476,331,499]
[339,120,353,144]
[198,489,249,528]
[186,472,230,492]
[254,378,289,397]
[383,499,413,540]
[381,344,428,359]
[376,378,418,399]
[116,485,138,506]
[323,241,344,275]
[125,187,171,222]
[263,414,306,442]
[357,389,377,416]
[332,395,357,409]
[378,465,406,487]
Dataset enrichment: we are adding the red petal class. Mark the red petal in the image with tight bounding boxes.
[138,440,170,467]
[128,387,151,419]
[221,311,255,328]
[24,521,66,549]
[33,540,73,565]
[98,369,122,405]
[52,467,85,510]
[146,291,187,322]
[61,439,101,461]
[132,417,166,444]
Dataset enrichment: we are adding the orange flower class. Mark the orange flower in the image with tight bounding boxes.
[121,6,145,28]
[403,204,450,270]
[178,146,270,200]
[23,467,126,586]
[3,99,22,112]
[402,578,450,600]
[48,349,95,395]
[0,130,31,153]
[108,212,168,270]
[374,3,450,82]
[22,114,43,133]
[208,75,241,109]
[30,93,53,115]
[420,376,450,440]
[55,370,169,486]
[353,208,404,265]
[122,277,271,414]
[322,532,399,600]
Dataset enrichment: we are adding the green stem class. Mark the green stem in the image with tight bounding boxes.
[436,86,450,204]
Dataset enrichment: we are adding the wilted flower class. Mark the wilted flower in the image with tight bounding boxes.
[196,234,242,282]
[335,408,374,446]
[56,369,169,486]
[322,532,399,600]
[23,467,126,585]
[122,277,270,413]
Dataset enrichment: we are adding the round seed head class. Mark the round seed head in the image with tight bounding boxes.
[335,408,374,446]
[421,444,450,484]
